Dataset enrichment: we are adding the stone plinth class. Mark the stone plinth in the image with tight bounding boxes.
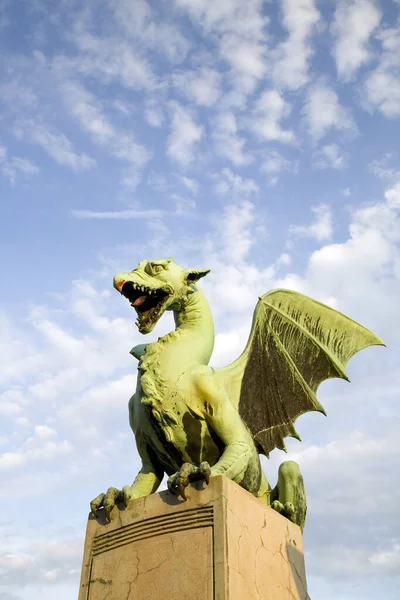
[78,476,309,599]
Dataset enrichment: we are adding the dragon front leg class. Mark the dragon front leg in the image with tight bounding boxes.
[90,468,162,522]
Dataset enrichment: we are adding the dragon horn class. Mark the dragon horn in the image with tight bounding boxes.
[183,269,211,282]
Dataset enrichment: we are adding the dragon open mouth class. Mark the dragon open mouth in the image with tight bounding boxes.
[121,282,170,331]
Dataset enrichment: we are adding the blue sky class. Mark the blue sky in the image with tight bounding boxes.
[1,0,400,598]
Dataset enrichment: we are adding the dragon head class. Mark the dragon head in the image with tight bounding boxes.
[113,258,210,334]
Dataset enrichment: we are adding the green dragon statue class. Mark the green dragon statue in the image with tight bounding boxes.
[90,258,384,531]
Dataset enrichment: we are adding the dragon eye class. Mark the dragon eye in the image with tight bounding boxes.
[145,262,164,275]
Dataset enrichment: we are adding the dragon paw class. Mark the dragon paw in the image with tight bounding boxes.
[90,486,129,522]
[167,462,211,500]
[271,500,295,521]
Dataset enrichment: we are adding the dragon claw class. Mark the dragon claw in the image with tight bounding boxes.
[178,482,187,500]
[271,500,284,514]
[199,461,211,485]
[167,462,212,500]
[90,493,105,518]
[271,500,296,523]
[90,487,124,522]
[284,502,295,518]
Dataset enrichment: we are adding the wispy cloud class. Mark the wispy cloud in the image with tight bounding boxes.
[313,144,347,170]
[0,145,39,184]
[213,112,253,166]
[167,101,203,166]
[113,0,190,63]
[70,209,163,219]
[174,0,269,107]
[56,17,156,91]
[14,121,96,171]
[60,81,151,188]
[261,150,298,185]
[179,175,199,195]
[213,167,259,197]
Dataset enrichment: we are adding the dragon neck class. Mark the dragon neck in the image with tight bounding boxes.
[139,286,214,409]
[160,285,215,366]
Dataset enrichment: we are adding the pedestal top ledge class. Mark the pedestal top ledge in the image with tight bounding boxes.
[79,476,309,600]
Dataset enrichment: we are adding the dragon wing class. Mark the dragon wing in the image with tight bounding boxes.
[215,289,384,457]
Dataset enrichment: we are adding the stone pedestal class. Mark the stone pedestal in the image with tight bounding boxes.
[78,476,309,599]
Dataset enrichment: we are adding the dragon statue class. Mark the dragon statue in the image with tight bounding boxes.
[91,258,384,531]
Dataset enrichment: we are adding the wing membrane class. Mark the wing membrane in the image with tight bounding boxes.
[216,289,384,456]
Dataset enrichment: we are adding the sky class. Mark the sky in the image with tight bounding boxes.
[0,0,400,598]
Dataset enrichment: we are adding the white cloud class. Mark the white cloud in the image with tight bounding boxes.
[385,182,400,209]
[0,312,48,387]
[369,543,400,572]
[34,425,57,438]
[172,67,221,107]
[167,101,203,166]
[144,97,165,128]
[179,175,199,195]
[14,121,95,172]
[71,209,163,220]
[364,27,400,118]
[290,204,333,242]
[174,0,265,36]
[0,395,22,416]
[113,0,190,63]
[0,146,39,184]
[213,112,253,166]
[250,89,296,144]
[0,537,82,586]
[61,81,114,144]
[331,0,381,81]
[113,134,152,171]
[8,156,38,175]
[219,35,266,102]
[313,143,347,169]
[214,200,255,263]
[272,0,321,90]
[303,83,356,140]
[213,167,259,197]
[57,23,156,91]
[278,179,400,337]
[174,0,268,107]
[262,150,297,184]
[0,434,72,471]
[0,78,37,113]
[169,193,197,216]
[368,153,399,181]
[61,81,151,188]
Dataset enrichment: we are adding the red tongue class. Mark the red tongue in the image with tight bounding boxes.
[132,295,147,307]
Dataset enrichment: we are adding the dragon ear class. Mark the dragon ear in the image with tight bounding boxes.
[183,268,210,282]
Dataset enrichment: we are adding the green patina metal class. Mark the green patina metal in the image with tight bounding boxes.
[91,258,384,531]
